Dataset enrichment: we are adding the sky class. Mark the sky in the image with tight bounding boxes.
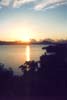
[0,0,67,41]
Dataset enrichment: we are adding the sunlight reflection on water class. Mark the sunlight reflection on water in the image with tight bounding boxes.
[25,45,30,71]
[26,45,30,61]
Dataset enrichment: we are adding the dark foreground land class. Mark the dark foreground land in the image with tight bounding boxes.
[0,43,67,99]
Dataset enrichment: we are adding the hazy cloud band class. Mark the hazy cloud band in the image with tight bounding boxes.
[0,0,67,10]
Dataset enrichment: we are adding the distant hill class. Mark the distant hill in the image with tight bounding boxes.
[0,41,30,45]
[0,39,67,45]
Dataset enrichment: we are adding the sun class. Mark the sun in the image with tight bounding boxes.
[22,35,30,43]
[23,37,30,43]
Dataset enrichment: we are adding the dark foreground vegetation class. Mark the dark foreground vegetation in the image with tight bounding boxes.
[0,43,67,99]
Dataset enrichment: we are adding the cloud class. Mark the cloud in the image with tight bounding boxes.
[0,0,35,8]
[0,0,11,7]
[13,0,35,8]
[0,0,67,10]
[34,0,67,10]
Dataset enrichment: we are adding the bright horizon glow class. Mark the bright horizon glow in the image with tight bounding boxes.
[21,33,31,43]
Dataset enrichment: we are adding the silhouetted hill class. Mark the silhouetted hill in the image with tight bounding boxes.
[0,41,30,45]
[0,39,55,45]
[0,39,67,45]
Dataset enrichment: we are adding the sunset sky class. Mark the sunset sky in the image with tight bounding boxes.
[0,0,67,41]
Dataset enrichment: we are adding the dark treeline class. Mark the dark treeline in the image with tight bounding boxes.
[0,39,67,45]
[0,43,67,99]
[0,40,53,45]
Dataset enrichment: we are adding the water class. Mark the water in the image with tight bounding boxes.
[0,45,45,75]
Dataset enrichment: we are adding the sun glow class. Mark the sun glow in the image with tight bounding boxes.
[22,35,31,43]
[14,24,33,42]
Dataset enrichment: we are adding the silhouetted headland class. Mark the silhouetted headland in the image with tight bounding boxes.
[0,43,67,98]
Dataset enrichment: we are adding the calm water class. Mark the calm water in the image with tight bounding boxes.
[0,45,45,75]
